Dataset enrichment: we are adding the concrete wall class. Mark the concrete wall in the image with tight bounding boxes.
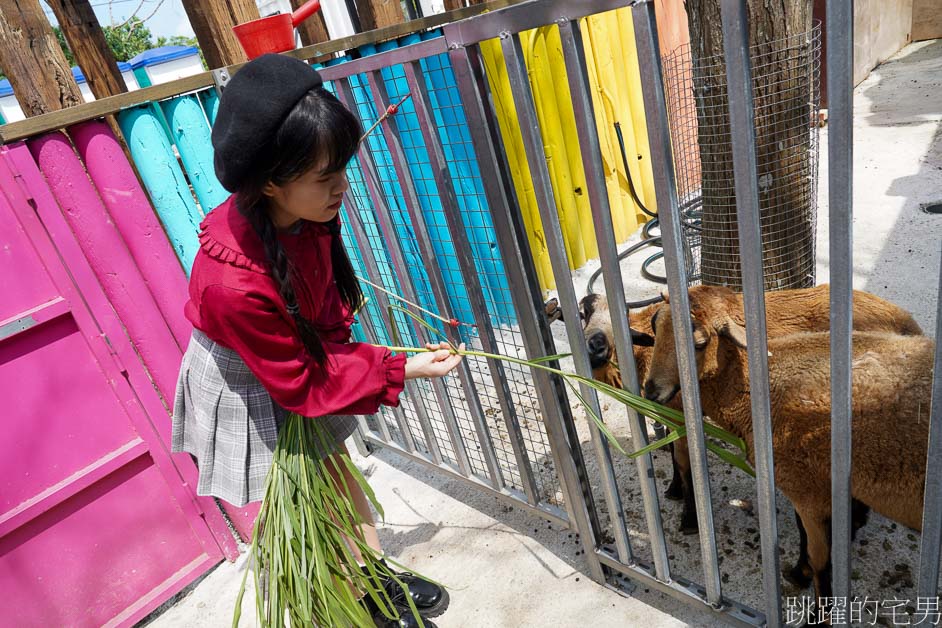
[854,0,914,85]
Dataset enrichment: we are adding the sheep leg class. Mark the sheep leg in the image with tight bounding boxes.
[799,508,834,614]
[679,469,699,535]
[786,498,869,589]
[668,436,699,534]
[665,438,684,501]
[851,499,871,538]
[784,510,815,588]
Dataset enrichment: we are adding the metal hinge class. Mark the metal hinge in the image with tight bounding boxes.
[212,67,232,96]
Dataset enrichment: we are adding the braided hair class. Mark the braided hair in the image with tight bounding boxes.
[235,86,363,367]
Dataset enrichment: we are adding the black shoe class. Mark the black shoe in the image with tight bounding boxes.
[365,597,438,628]
[366,561,450,618]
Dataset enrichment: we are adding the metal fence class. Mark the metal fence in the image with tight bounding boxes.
[335,1,940,627]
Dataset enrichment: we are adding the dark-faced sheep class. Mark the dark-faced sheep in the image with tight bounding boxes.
[576,285,922,535]
[641,285,933,603]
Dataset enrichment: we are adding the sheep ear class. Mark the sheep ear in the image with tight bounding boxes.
[630,328,655,347]
[718,317,748,348]
[660,290,670,304]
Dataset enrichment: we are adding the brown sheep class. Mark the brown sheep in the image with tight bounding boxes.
[641,286,933,603]
[576,285,922,536]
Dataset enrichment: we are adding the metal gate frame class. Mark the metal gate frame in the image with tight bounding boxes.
[316,2,620,565]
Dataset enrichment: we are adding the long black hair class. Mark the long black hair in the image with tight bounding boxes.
[235,86,364,367]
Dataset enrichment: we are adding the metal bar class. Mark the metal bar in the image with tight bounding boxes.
[918,247,942,598]
[343,190,400,445]
[401,59,518,494]
[596,550,765,628]
[365,69,475,480]
[827,0,855,611]
[317,38,447,82]
[441,0,632,48]
[632,2,723,606]
[719,1,782,623]
[360,433,569,527]
[449,43,604,579]
[500,31,633,564]
[556,17,672,583]
[351,422,374,457]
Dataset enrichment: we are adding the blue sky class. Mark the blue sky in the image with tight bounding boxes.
[40,0,196,38]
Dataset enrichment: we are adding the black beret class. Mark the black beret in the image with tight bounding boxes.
[212,53,324,192]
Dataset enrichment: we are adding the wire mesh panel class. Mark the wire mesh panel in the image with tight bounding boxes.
[317,39,570,520]
[663,25,822,291]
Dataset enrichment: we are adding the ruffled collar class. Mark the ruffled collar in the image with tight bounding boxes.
[198,195,338,274]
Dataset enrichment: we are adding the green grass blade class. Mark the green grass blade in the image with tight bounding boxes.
[529,352,573,364]
[564,379,626,455]
[626,427,682,459]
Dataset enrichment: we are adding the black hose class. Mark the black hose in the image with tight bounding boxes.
[585,122,700,305]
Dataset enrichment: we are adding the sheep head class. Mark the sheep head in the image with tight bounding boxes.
[642,286,747,404]
[576,293,656,386]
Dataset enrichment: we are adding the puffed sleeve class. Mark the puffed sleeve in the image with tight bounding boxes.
[200,283,406,417]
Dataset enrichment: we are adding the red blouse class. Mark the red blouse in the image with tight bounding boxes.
[184,196,406,417]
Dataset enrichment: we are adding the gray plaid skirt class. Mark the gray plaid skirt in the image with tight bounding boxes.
[172,329,358,507]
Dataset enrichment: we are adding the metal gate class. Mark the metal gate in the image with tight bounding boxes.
[336,1,941,627]
[318,3,612,538]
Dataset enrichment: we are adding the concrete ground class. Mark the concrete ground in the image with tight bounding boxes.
[142,39,942,628]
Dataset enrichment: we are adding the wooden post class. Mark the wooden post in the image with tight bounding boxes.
[45,0,127,99]
[0,0,83,116]
[181,0,260,69]
[290,0,330,47]
[443,0,464,10]
[353,0,404,31]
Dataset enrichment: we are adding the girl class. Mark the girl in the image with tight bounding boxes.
[171,53,461,628]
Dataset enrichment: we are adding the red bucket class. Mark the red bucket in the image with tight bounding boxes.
[233,0,322,60]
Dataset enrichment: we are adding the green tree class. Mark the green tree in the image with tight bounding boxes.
[104,17,157,62]
[156,34,207,70]
[53,27,76,66]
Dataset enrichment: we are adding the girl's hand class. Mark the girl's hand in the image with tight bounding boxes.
[404,342,464,380]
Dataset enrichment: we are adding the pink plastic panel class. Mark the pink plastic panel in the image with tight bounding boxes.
[0,456,215,628]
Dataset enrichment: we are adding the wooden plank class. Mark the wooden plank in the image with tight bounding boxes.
[913,0,942,41]
[0,0,83,117]
[0,0,526,143]
[45,0,127,99]
[354,0,405,31]
[181,0,260,69]
[291,0,331,48]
